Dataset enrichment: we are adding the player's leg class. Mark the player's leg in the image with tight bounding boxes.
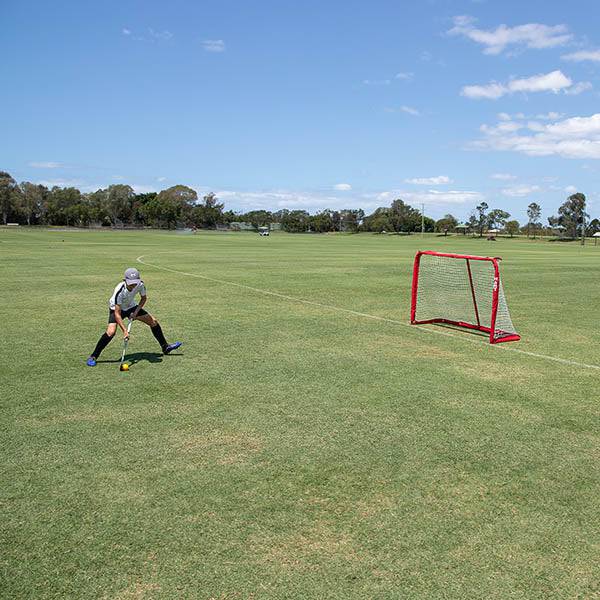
[87,313,118,366]
[135,310,182,354]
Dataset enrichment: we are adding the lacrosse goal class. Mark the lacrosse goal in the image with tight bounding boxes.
[410,251,520,344]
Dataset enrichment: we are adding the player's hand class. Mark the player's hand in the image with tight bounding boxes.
[123,330,130,341]
[131,312,138,321]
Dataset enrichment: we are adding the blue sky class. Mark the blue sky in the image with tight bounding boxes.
[2,0,600,222]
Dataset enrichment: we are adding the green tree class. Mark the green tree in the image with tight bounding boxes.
[553,192,587,241]
[588,218,600,235]
[192,192,225,229]
[45,187,82,225]
[106,184,135,225]
[362,207,392,232]
[311,209,335,233]
[475,202,489,237]
[505,220,520,238]
[86,189,111,225]
[435,214,458,236]
[0,171,17,225]
[527,202,542,239]
[16,182,46,225]
[548,215,561,232]
[237,209,273,230]
[488,209,510,231]
[339,209,364,233]
[277,209,310,232]
[423,216,435,232]
[389,199,420,233]
[467,213,478,237]
[131,192,157,226]
[152,185,198,228]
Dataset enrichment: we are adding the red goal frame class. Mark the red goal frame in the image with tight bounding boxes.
[410,250,520,344]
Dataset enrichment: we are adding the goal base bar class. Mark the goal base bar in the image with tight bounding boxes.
[411,318,521,344]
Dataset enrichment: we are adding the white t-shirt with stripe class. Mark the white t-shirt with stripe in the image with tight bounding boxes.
[109,281,146,311]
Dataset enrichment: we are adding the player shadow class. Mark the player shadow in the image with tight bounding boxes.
[127,352,165,365]
[96,352,164,365]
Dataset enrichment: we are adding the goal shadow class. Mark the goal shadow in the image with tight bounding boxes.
[432,322,490,339]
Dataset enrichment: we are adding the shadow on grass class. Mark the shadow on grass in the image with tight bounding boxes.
[97,352,164,366]
[434,322,489,339]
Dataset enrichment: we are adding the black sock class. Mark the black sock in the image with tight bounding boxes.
[151,323,168,349]
[91,333,114,358]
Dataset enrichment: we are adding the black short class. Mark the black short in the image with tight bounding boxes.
[108,306,148,323]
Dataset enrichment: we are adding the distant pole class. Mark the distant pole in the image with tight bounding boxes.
[421,203,425,237]
[582,208,586,246]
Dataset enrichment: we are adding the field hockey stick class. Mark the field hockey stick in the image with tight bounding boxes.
[119,319,133,369]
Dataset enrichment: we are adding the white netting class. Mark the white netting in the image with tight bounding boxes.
[413,253,518,341]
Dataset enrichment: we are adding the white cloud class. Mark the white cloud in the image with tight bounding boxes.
[498,112,563,121]
[461,70,574,100]
[472,112,600,159]
[215,190,359,212]
[395,72,414,80]
[157,176,167,182]
[564,81,593,96]
[122,28,131,36]
[334,183,352,191]
[510,70,572,93]
[565,185,578,193]
[370,189,483,206]
[462,82,506,99]
[405,176,452,185]
[491,173,517,180]
[535,112,563,120]
[502,184,540,197]
[400,105,420,116]
[36,179,83,188]
[480,121,524,134]
[131,184,158,194]
[202,39,225,52]
[149,28,173,41]
[562,50,600,62]
[362,79,391,86]
[401,189,484,205]
[384,106,420,115]
[29,161,62,169]
[449,15,572,55]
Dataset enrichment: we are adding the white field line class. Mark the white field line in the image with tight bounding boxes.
[137,255,600,372]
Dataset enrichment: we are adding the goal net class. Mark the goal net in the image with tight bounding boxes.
[410,251,520,344]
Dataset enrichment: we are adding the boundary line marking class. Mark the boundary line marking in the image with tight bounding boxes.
[137,255,600,372]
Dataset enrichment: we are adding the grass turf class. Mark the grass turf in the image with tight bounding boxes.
[1,228,599,599]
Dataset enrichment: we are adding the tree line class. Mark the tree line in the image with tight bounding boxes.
[0,171,433,233]
[0,170,596,237]
[459,194,597,240]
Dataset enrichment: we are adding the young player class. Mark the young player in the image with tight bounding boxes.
[86,267,182,366]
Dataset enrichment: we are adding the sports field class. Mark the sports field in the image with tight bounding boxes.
[2,228,599,599]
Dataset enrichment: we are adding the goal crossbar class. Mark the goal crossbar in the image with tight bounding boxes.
[410,250,520,344]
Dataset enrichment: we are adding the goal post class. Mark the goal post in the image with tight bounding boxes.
[410,250,520,344]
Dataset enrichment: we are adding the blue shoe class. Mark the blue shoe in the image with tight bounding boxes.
[164,342,182,355]
[86,356,97,367]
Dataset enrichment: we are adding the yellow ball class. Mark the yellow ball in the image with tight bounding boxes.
[121,363,129,371]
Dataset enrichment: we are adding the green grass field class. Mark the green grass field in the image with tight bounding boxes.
[2,228,599,599]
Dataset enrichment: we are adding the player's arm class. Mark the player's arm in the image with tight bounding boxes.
[114,305,129,339]
[131,293,147,320]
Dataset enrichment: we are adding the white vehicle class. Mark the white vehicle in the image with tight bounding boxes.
[259,226,270,236]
